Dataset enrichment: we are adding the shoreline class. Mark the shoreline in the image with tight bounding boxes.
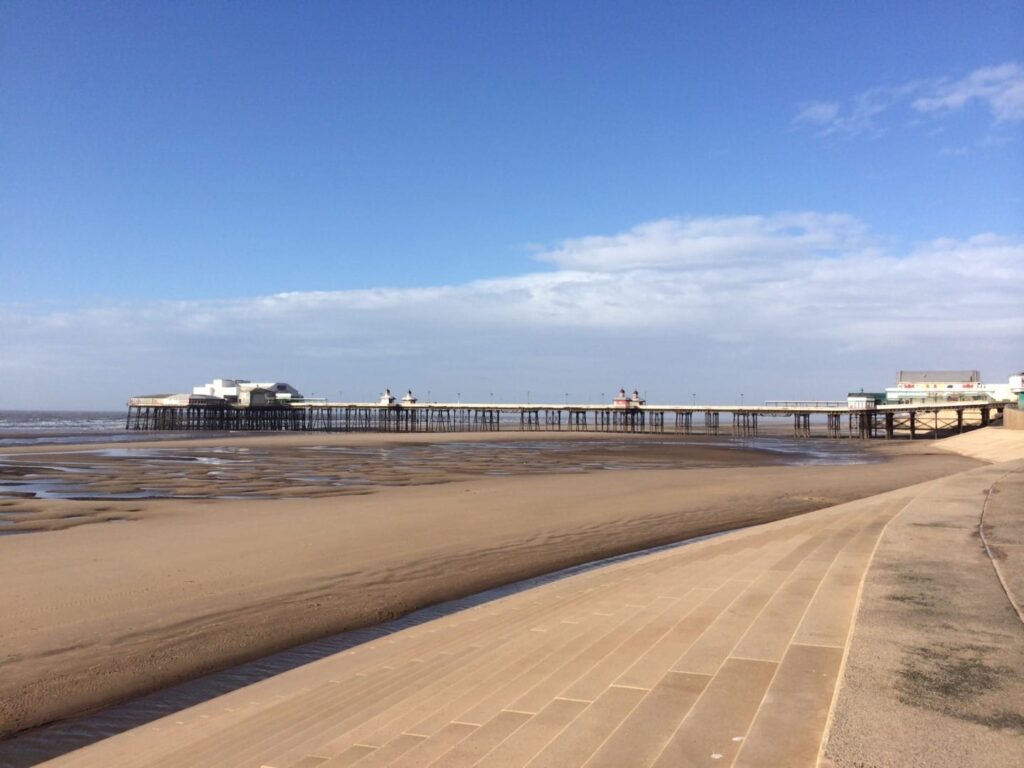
[0,424,890,454]
[0,433,980,739]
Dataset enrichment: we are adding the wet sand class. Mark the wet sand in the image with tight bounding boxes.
[0,432,978,739]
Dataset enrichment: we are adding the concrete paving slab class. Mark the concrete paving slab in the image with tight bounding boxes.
[733,643,843,767]
[792,550,867,648]
[319,744,376,767]
[425,710,530,767]
[584,671,710,768]
[522,686,646,768]
[280,756,327,768]
[475,697,588,767]
[339,733,424,768]
[561,596,682,700]
[614,580,746,689]
[405,622,592,734]
[731,562,824,662]
[450,619,597,727]
[235,655,466,767]
[387,722,477,768]
[651,658,777,768]
[673,569,788,674]
[509,605,649,713]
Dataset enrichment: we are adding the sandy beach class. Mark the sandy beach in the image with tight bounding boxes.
[0,431,980,742]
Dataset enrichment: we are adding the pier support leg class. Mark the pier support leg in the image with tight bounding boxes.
[704,411,719,436]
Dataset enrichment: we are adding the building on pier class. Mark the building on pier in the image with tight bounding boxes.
[885,371,1018,404]
[1009,373,1024,407]
[846,392,886,410]
[613,389,645,408]
[192,378,302,403]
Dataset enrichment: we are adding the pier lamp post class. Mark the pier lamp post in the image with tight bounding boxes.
[601,392,605,403]
[457,392,461,404]
[490,392,494,404]
[565,392,569,405]
[741,393,745,406]
[427,390,431,403]
[527,390,531,404]
[692,393,696,406]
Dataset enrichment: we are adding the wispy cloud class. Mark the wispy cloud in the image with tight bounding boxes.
[795,84,919,138]
[3,213,1022,407]
[793,101,840,128]
[913,62,1024,123]
[794,62,1024,138]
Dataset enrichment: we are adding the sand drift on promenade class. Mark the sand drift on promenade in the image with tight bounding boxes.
[0,433,977,739]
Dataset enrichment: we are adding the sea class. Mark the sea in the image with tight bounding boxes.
[0,410,212,447]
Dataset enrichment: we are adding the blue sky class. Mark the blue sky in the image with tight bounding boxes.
[1,1,1022,408]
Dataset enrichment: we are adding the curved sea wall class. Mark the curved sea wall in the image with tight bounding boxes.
[1004,406,1024,430]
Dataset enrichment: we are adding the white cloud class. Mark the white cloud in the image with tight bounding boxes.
[535,213,867,271]
[913,62,1024,123]
[795,62,1024,138]
[3,214,1022,408]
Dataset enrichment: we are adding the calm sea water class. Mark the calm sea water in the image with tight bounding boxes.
[0,410,202,447]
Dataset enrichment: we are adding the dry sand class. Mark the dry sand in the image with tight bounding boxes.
[0,432,978,739]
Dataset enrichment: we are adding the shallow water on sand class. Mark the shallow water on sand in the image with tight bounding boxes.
[0,436,876,505]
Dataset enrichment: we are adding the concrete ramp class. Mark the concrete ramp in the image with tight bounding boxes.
[934,425,1024,462]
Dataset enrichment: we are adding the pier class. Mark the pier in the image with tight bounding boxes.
[125,398,1005,439]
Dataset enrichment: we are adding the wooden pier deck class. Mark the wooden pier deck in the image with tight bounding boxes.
[125,399,1005,439]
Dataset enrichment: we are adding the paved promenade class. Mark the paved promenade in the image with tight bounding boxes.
[825,452,1024,766]
[36,436,1024,767]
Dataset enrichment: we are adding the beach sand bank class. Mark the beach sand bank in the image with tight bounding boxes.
[0,432,978,738]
